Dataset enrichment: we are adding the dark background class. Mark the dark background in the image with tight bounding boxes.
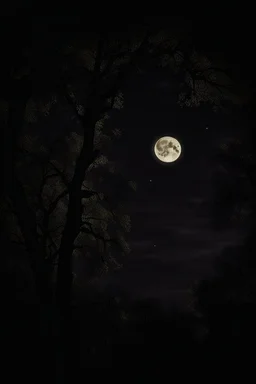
[2,10,255,308]
[1,10,256,372]
[93,20,255,309]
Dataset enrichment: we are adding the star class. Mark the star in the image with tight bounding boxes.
[153,244,157,247]
[206,127,209,130]
[149,179,152,182]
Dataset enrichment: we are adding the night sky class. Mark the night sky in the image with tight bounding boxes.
[92,19,255,309]
[30,17,254,310]
[96,69,247,309]
[3,11,256,374]
[2,13,254,310]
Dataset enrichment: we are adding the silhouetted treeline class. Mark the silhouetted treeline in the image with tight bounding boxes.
[1,14,256,376]
[2,240,256,373]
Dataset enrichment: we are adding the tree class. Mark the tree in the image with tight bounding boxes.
[51,22,242,310]
[1,15,245,379]
[13,128,133,287]
[194,128,256,357]
[194,238,256,360]
[211,135,256,230]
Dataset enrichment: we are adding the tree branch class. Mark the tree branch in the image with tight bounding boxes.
[48,189,68,215]
[80,223,119,247]
[98,30,153,112]
[80,190,100,199]
[80,222,119,264]
[48,161,69,188]
[82,216,105,222]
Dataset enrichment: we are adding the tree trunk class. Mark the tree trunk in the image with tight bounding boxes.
[54,121,95,380]
[55,35,104,380]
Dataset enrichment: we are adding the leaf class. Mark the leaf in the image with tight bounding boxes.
[119,214,131,232]
[113,91,124,110]
[112,128,122,137]
[81,190,98,199]
[90,155,109,169]
[128,180,137,191]
[79,49,96,71]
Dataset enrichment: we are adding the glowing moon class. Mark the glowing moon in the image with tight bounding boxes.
[154,136,182,163]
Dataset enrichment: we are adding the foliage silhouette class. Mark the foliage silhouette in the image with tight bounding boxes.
[194,125,256,361]
[0,15,248,378]
[1,16,242,304]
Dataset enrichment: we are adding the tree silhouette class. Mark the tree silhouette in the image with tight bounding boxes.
[1,15,246,378]
[194,126,256,360]
[13,130,133,285]
[71,289,203,369]
[210,132,256,230]
[194,237,256,361]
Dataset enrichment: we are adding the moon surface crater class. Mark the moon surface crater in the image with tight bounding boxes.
[154,136,182,163]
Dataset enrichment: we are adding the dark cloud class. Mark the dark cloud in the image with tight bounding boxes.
[99,191,243,309]
[94,52,248,310]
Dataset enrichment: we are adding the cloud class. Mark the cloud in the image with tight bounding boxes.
[100,191,245,309]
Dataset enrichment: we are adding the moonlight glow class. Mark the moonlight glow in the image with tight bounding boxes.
[154,136,182,163]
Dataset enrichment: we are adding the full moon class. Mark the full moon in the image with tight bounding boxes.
[154,136,182,163]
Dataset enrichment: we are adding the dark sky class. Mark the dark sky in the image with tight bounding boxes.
[95,71,246,309]
[14,14,254,310]
[94,20,255,310]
